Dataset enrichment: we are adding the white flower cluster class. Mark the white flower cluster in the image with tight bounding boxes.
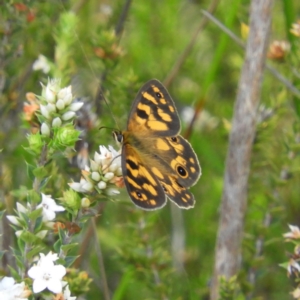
[39,79,83,136]
[28,252,76,299]
[0,277,30,300]
[69,145,123,196]
[7,193,65,232]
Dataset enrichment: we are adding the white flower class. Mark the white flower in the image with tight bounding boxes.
[69,102,84,112]
[58,86,73,106]
[62,111,76,121]
[106,188,120,196]
[32,54,51,74]
[63,285,76,300]
[28,252,66,294]
[56,99,65,110]
[6,215,21,226]
[52,117,62,128]
[287,258,300,277]
[37,194,65,221]
[41,123,50,136]
[283,224,300,239]
[40,104,51,119]
[98,181,107,189]
[0,277,30,300]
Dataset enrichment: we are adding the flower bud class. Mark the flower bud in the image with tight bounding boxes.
[69,102,84,112]
[82,181,94,192]
[104,172,114,181]
[46,103,56,113]
[45,85,56,103]
[81,197,91,208]
[62,111,76,121]
[98,181,107,189]
[40,104,50,119]
[91,171,101,181]
[52,117,62,128]
[41,123,50,136]
[56,99,65,110]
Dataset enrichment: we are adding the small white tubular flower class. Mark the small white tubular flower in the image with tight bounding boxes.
[287,258,300,277]
[104,172,114,181]
[37,194,65,221]
[58,86,73,106]
[63,285,76,300]
[0,277,29,300]
[106,188,120,196]
[69,102,84,112]
[91,171,101,181]
[41,123,50,136]
[6,215,20,226]
[56,99,65,110]
[40,105,51,119]
[70,145,123,196]
[98,181,107,189]
[283,224,300,239]
[62,111,76,121]
[52,117,62,128]
[46,103,56,113]
[28,252,66,294]
[32,54,50,74]
[16,202,28,213]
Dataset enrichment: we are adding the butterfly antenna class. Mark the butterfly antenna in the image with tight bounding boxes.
[58,0,120,129]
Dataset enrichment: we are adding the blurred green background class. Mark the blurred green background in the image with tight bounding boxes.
[1,0,300,299]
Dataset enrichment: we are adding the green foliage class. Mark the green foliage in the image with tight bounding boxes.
[2,0,300,299]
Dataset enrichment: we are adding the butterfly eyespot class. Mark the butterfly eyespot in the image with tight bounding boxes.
[136,191,143,198]
[171,137,178,143]
[155,92,162,98]
[177,166,188,178]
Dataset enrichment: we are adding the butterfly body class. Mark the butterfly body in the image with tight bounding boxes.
[114,79,201,210]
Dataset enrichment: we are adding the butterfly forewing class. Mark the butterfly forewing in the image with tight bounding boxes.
[127,80,181,136]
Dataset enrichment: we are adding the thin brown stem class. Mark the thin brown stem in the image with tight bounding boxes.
[210,0,273,298]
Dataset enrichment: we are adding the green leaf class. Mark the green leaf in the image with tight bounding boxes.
[39,176,52,190]
[28,208,43,221]
[27,190,41,204]
[54,239,62,253]
[26,162,35,181]
[61,243,78,254]
[33,166,48,180]
[64,255,79,267]
[27,245,45,260]
[7,265,22,281]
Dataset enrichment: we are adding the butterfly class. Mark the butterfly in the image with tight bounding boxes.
[113,79,201,210]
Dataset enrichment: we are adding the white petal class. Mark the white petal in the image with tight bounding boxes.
[33,278,48,293]
[47,278,63,293]
[28,266,42,280]
[52,265,66,279]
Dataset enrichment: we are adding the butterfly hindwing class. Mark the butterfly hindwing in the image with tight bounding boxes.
[159,175,195,209]
[154,135,201,187]
[122,143,167,210]
[127,79,181,136]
